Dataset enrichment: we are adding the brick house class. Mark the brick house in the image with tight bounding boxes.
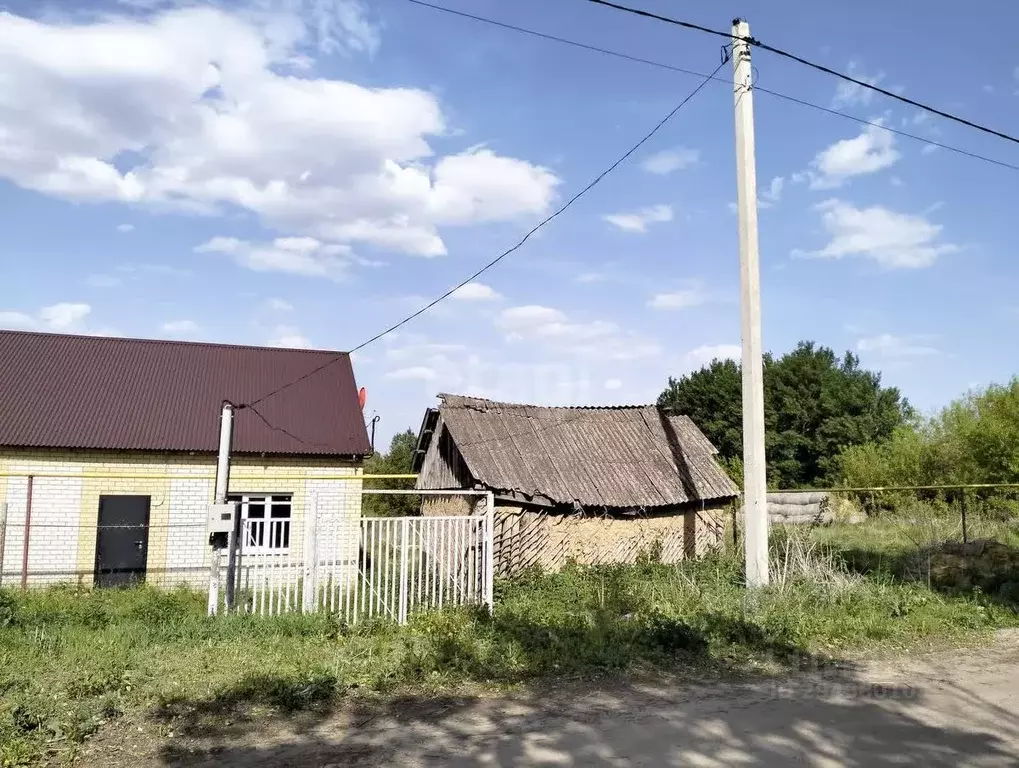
[0,331,370,588]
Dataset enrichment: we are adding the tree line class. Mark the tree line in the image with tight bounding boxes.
[366,341,1018,502]
[658,340,1019,490]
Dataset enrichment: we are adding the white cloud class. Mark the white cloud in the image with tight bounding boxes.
[86,274,124,288]
[0,8,559,258]
[890,176,903,187]
[267,297,294,311]
[0,310,35,329]
[641,147,699,175]
[277,0,381,57]
[603,204,673,233]
[983,84,994,94]
[857,333,938,358]
[685,343,741,369]
[603,378,622,391]
[575,272,607,284]
[0,302,111,334]
[921,143,940,155]
[385,366,441,381]
[648,286,706,310]
[267,325,311,348]
[160,319,199,334]
[798,199,958,269]
[116,223,135,233]
[88,262,191,288]
[39,303,91,329]
[758,176,785,208]
[809,122,899,188]
[197,235,354,278]
[496,304,660,360]
[449,282,500,301]
[831,61,884,109]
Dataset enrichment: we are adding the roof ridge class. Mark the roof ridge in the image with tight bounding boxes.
[0,329,348,356]
[437,392,657,411]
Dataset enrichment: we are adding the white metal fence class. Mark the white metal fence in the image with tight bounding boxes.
[229,490,494,624]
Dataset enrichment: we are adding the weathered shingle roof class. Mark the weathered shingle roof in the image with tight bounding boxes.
[415,394,739,508]
[0,330,370,456]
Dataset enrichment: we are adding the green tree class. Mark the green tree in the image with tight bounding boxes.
[839,378,1019,488]
[658,341,909,488]
[362,429,419,517]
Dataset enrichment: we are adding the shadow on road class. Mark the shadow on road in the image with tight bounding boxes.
[152,651,1019,767]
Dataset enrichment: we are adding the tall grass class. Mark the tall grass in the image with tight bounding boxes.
[1,531,1017,766]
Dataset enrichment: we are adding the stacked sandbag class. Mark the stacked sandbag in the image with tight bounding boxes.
[766,491,833,525]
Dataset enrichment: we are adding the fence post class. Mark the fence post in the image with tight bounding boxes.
[302,493,319,613]
[398,516,409,624]
[484,491,495,612]
[960,488,968,544]
[0,502,6,588]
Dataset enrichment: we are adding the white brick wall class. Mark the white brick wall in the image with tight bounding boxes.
[1,476,83,585]
[307,478,362,577]
[165,477,214,588]
[1,477,27,585]
[0,450,365,591]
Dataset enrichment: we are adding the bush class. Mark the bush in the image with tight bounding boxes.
[838,378,1019,491]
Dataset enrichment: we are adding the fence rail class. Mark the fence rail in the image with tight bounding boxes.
[0,480,494,621]
[223,490,493,623]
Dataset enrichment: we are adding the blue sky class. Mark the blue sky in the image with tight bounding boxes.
[1,0,1017,447]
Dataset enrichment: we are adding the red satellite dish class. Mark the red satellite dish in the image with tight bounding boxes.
[358,387,367,410]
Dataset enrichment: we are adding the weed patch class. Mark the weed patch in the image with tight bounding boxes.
[2,528,1017,766]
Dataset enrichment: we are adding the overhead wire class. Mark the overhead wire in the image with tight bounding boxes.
[242,0,1019,416]
[582,0,1019,147]
[399,0,1019,172]
[401,0,726,83]
[242,56,728,409]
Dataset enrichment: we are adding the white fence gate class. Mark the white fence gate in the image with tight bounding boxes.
[227,490,493,624]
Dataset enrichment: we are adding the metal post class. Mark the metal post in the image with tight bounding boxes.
[732,18,769,587]
[0,502,7,588]
[21,476,33,590]
[960,488,968,544]
[484,491,495,611]
[208,402,234,616]
[398,517,409,624]
[302,492,318,613]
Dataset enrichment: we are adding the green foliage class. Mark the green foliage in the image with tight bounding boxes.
[839,378,1019,489]
[363,429,420,517]
[659,358,743,460]
[658,341,909,488]
[4,529,1018,766]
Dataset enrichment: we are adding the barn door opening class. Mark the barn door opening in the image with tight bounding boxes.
[94,495,150,588]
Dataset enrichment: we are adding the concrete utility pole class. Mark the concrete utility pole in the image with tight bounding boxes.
[208,401,235,615]
[732,18,769,587]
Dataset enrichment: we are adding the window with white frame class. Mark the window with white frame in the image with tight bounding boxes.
[229,494,292,552]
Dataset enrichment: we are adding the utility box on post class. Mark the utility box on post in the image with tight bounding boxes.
[207,502,238,547]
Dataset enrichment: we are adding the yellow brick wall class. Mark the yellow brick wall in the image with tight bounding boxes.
[0,448,363,587]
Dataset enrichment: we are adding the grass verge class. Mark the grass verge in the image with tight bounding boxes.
[2,526,1017,766]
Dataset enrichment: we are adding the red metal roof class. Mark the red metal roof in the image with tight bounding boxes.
[0,331,370,457]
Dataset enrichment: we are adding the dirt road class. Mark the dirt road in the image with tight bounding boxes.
[86,631,1019,767]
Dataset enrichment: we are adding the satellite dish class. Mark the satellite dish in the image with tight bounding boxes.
[358,387,367,410]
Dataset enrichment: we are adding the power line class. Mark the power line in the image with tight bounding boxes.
[243,57,727,409]
[584,0,732,41]
[401,0,726,83]
[753,86,1019,173]
[582,0,1019,147]
[401,0,1019,172]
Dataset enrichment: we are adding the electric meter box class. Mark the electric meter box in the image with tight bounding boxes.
[207,502,238,535]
